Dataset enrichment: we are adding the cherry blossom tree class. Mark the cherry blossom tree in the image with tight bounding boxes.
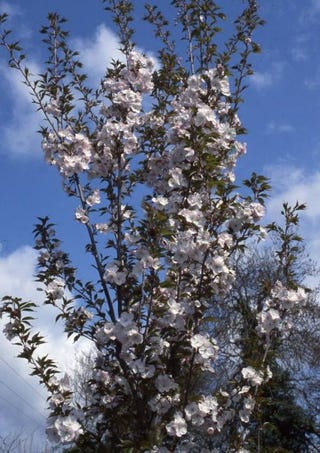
[0,1,310,451]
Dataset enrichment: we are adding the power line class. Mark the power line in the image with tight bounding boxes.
[0,353,46,401]
[0,379,47,421]
[0,394,45,429]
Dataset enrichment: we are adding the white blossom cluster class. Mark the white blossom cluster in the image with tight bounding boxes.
[46,374,83,444]
[91,50,154,178]
[43,128,92,177]
[96,311,143,350]
[256,280,307,337]
[42,50,154,181]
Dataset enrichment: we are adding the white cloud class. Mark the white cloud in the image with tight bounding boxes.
[251,62,284,89]
[72,24,124,85]
[0,246,90,440]
[265,165,320,269]
[267,168,320,219]
[72,24,159,85]
[0,246,47,440]
[267,121,294,134]
[0,245,38,298]
[0,61,42,156]
[251,71,273,89]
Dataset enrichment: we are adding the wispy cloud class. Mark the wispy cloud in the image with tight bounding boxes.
[291,34,309,62]
[251,62,284,89]
[267,121,294,134]
[251,71,273,89]
[298,0,320,24]
[304,64,320,89]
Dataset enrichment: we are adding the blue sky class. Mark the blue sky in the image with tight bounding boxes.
[0,0,320,446]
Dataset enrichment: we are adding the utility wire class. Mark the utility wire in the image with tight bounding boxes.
[0,394,44,428]
[0,354,46,401]
[0,379,47,421]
